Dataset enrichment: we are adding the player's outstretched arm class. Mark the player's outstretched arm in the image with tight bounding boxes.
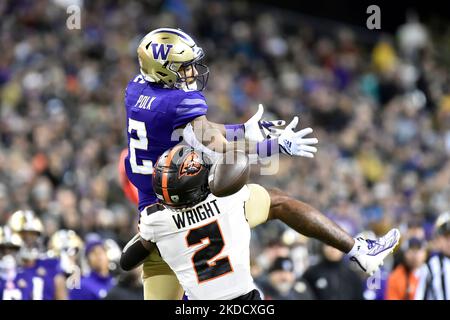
[185,114,318,160]
[266,187,355,253]
[207,104,285,142]
[245,185,399,276]
[243,184,354,253]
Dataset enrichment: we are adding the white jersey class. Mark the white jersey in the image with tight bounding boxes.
[140,186,256,300]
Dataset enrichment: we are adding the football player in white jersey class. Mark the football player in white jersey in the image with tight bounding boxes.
[121,145,401,300]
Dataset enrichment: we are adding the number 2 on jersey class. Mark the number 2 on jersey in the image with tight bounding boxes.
[128,118,153,174]
[186,220,233,283]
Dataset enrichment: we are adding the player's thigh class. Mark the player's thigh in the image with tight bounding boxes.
[245,184,271,228]
[142,249,184,300]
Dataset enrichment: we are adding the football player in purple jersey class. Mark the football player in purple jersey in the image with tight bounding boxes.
[47,230,84,291]
[0,226,33,300]
[7,210,67,300]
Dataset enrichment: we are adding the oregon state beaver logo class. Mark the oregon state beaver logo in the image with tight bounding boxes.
[179,152,203,178]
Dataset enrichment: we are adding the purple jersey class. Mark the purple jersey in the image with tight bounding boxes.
[21,257,64,300]
[124,75,208,211]
[0,270,34,300]
[69,271,114,300]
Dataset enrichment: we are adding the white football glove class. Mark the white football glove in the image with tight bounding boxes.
[244,104,285,142]
[278,116,318,158]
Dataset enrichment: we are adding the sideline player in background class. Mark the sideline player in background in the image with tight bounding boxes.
[47,230,84,291]
[0,226,33,300]
[7,210,67,300]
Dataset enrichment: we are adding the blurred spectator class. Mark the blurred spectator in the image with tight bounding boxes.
[257,257,315,300]
[104,266,143,300]
[303,244,364,300]
[386,237,427,299]
[397,10,429,64]
[253,239,290,273]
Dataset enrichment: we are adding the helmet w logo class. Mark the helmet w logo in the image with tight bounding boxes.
[151,43,173,60]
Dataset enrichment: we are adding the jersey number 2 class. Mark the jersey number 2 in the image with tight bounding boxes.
[186,220,233,283]
[128,118,153,174]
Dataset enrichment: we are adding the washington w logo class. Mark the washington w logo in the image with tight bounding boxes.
[151,43,173,60]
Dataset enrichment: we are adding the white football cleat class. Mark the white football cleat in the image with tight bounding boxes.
[349,228,401,276]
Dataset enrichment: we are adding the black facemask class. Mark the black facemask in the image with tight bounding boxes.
[177,51,210,91]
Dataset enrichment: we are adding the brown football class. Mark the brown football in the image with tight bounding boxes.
[208,150,250,197]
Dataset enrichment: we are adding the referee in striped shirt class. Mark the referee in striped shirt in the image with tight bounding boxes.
[415,212,450,300]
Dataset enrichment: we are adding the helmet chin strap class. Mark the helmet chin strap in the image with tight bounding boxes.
[140,70,198,91]
[179,80,198,92]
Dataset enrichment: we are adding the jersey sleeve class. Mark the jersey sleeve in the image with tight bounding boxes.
[139,211,156,243]
[172,91,208,130]
[139,204,165,243]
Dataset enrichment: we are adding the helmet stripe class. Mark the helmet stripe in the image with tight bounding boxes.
[151,28,194,43]
[161,145,184,204]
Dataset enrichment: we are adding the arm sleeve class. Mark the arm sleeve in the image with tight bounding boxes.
[120,234,153,271]
[172,92,208,130]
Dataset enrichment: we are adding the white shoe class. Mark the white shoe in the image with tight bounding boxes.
[349,228,400,276]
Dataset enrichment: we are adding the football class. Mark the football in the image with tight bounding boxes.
[208,150,250,197]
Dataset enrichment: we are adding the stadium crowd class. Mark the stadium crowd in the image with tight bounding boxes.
[0,0,449,299]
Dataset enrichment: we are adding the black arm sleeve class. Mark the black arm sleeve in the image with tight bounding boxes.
[120,234,154,271]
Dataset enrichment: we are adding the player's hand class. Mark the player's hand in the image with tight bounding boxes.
[278,116,318,158]
[244,104,285,142]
